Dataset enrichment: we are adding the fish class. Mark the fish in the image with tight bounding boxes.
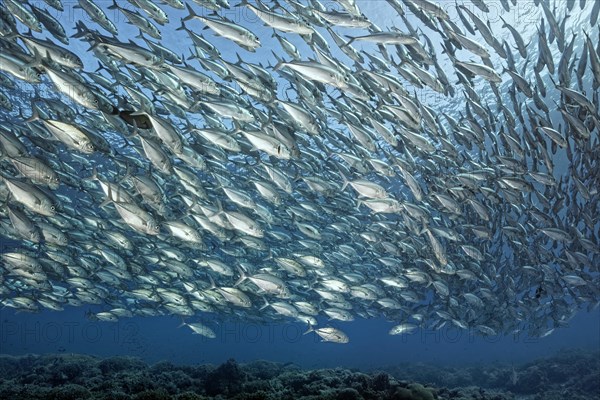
[75,0,118,35]
[344,31,418,47]
[10,156,60,189]
[128,0,169,26]
[304,325,349,343]
[240,0,314,35]
[6,203,42,243]
[183,3,260,51]
[17,34,83,70]
[178,320,217,338]
[0,175,57,216]
[314,9,371,29]
[3,0,42,32]
[454,61,503,83]
[500,16,528,59]
[0,0,596,346]
[0,51,42,84]
[275,60,349,89]
[30,6,69,44]
[108,0,162,39]
[27,110,97,153]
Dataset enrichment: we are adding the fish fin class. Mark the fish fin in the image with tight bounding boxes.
[107,0,119,10]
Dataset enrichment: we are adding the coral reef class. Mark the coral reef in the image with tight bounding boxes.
[0,349,596,399]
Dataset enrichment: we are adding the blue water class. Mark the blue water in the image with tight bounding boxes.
[2,306,598,368]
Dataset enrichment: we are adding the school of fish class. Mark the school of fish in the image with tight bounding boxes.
[0,0,599,343]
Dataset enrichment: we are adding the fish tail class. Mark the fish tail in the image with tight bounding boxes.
[547,74,559,88]
[177,317,187,329]
[119,163,133,185]
[88,167,99,182]
[355,199,364,212]
[499,15,508,28]
[303,323,314,335]
[342,35,355,47]
[176,18,187,31]
[235,52,245,66]
[183,3,198,22]
[99,182,115,208]
[207,275,216,290]
[23,47,44,70]
[233,266,247,287]
[258,298,269,311]
[339,171,349,192]
[209,199,223,218]
[25,104,40,123]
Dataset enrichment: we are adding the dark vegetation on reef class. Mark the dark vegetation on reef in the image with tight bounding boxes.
[0,349,597,399]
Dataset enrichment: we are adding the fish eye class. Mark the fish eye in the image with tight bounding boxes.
[50,205,56,211]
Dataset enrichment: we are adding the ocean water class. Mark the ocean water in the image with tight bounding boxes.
[1,0,599,399]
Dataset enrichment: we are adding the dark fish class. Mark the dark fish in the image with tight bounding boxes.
[111,107,154,129]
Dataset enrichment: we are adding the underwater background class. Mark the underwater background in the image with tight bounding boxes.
[0,304,599,368]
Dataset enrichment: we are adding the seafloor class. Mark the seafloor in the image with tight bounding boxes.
[0,349,597,399]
